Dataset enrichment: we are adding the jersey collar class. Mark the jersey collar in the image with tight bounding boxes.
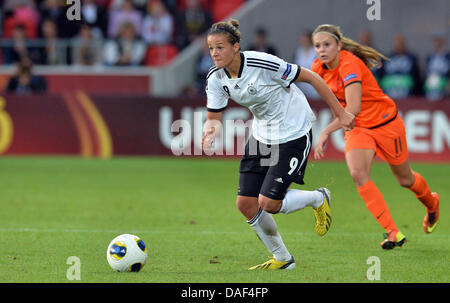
[224,52,245,79]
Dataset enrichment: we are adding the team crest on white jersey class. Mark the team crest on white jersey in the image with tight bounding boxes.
[247,83,257,95]
[206,51,313,145]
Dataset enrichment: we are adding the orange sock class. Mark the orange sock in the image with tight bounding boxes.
[408,171,437,211]
[357,180,397,232]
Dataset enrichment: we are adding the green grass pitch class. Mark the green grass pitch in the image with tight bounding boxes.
[0,156,448,283]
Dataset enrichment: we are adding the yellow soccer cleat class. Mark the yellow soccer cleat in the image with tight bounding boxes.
[380,230,406,250]
[313,188,332,236]
[248,256,295,270]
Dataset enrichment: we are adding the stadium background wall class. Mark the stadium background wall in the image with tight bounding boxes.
[0,93,449,162]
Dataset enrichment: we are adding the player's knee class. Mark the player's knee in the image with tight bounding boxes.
[236,196,259,218]
[397,175,414,188]
[258,196,281,214]
[349,168,370,187]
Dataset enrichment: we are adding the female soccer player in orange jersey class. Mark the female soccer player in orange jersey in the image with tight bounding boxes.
[311,24,440,249]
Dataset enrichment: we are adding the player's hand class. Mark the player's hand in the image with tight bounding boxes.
[314,133,329,160]
[339,110,355,131]
[202,126,215,151]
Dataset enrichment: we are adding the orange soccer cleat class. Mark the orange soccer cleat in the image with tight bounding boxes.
[423,192,440,234]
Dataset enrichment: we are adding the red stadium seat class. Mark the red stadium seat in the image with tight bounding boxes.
[3,16,38,39]
[212,0,244,22]
[2,5,39,39]
[145,44,179,67]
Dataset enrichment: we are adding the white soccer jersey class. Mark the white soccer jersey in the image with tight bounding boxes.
[206,51,316,145]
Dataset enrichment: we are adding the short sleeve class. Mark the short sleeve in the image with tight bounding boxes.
[205,76,228,112]
[339,59,362,87]
[270,55,301,88]
[311,58,322,74]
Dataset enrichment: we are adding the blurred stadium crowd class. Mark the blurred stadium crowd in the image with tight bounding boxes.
[0,0,244,66]
[0,0,448,100]
[290,29,450,101]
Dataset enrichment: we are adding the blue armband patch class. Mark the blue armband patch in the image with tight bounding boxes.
[281,64,292,80]
[343,73,357,83]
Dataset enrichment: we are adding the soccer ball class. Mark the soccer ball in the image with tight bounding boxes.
[106,234,148,272]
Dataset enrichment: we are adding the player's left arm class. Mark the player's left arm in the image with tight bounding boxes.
[297,67,354,130]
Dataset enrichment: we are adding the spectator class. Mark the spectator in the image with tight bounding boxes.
[358,29,373,47]
[103,21,147,66]
[380,34,422,99]
[39,0,80,38]
[248,27,277,56]
[96,0,113,8]
[141,0,174,45]
[358,29,381,80]
[195,39,214,93]
[424,31,450,100]
[80,0,109,38]
[293,30,318,99]
[108,0,143,39]
[6,57,47,94]
[36,18,67,65]
[160,0,179,17]
[2,24,41,65]
[72,23,103,66]
[175,0,212,50]
[109,0,149,13]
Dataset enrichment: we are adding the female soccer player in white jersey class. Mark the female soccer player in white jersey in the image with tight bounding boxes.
[202,19,355,270]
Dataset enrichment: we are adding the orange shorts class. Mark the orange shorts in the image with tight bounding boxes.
[344,114,408,165]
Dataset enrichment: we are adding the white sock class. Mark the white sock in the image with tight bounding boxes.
[247,208,291,262]
[278,189,324,214]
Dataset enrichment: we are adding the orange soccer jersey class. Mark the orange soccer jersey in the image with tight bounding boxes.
[312,50,397,129]
[313,50,438,237]
[312,50,408,165]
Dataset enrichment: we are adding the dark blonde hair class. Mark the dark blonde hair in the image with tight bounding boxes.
[208,19,241,45]
[312,24,389,69]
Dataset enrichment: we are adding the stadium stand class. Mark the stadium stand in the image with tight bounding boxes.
[0,0,448,98]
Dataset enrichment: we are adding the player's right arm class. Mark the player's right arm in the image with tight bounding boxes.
[314,59,363,159]
[314,83,362,159]
[202,111,222,151]
[313,118,339,159]
[202,72,227,151]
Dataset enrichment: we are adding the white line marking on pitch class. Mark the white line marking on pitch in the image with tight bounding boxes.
[0,227,448,239]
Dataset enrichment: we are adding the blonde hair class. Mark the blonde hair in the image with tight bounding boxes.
[313,24,389,69]
[208,19,241,45]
